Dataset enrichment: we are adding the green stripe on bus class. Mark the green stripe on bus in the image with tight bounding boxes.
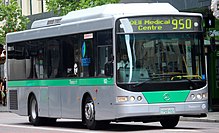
[142,90,190,104]
[8,78,114,87]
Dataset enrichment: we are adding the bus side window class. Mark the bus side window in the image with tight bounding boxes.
[97,46,113,77]
[80,37,95,77]
[46,40,60,78]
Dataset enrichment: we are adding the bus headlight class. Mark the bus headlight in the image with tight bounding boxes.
[197,94,202,100]
[137,96,142,101]
[190,93,208,101]
[202,92,208,99]
[130,96,135,102]
[116,96,128,102]
[190,94,196,100]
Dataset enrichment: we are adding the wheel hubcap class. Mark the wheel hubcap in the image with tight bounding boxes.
[85,102,94,120]
[31,99,37,119]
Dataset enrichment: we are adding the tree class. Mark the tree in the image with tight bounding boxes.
[0,0,30,45]
[46,0,120,16]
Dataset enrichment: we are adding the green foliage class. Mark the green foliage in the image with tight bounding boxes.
[0,0,30,45]
[46,0,119,16]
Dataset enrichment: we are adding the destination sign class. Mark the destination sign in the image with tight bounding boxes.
[116,16,202,33]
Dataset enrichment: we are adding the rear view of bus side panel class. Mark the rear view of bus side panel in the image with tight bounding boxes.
[9,86,34,116]
[9,88,19,111]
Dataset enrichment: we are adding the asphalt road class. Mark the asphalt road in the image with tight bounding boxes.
[0,112,219,133]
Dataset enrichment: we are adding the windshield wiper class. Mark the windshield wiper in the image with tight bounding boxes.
[133,78,158,88]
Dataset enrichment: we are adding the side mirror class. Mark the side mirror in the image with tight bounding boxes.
[105,62,113,77]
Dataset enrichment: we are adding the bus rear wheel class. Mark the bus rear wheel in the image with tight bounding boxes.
[160,116,179,128]
[28,95,44,126]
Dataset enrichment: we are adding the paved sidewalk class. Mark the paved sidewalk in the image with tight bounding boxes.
[180,112,219,123]
[0,105,219,123]
[0,104,8,112]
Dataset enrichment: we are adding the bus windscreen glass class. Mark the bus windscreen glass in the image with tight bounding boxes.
[116,23,206,91]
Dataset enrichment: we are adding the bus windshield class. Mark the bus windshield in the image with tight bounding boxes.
[116,33,206,89]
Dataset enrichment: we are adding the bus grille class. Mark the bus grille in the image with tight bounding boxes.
[9,90,18,110]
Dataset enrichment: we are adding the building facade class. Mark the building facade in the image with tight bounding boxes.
[3,0,47,15]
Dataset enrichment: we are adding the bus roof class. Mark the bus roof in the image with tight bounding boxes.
[7,3,202,43]
[31,3,179,29]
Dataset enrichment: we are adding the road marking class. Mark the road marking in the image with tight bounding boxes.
[164,129,199,132]
[0,124,99,133]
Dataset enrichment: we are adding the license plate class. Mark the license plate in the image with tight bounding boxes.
[160,107,175,114]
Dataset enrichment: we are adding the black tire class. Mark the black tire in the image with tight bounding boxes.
[28,95,44,126]
[160,116,179,129]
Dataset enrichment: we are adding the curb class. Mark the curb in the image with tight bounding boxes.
[0,106,8,112]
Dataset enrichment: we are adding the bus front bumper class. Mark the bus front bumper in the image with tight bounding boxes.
[114,101,208,120]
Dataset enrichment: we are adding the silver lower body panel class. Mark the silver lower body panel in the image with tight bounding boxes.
[114,101,208,119]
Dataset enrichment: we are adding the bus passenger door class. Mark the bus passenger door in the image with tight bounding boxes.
[95,46,115,119]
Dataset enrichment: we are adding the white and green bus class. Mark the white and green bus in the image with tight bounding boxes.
[6,3,208,130]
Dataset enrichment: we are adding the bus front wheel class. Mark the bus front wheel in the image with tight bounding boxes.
[83,96,110,129]
[84,96,97,129]
[160,116,179,128]
[28,95,43,126]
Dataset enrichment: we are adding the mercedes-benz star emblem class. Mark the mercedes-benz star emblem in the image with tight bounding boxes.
[163,93,170,101]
